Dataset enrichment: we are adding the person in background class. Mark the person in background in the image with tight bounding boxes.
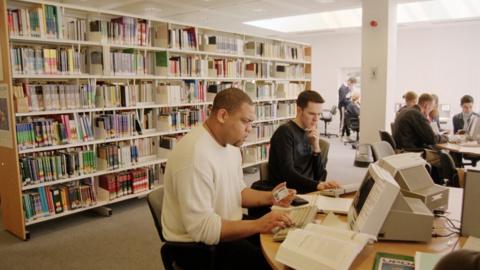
[268,90,340,194]
[162,88,295,270]
[452,95,479,134]
[429,94,449,134]
[338,77,357,138]
[396,91,418,117]
[393,93,448,150]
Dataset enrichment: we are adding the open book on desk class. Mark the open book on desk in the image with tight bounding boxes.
[275,223,374,270]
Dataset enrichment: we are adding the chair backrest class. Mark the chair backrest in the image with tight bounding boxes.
[436,150,459,187]
[379,130,397,149]
[318,137,330,168]
[147,188,166,241]
[330,105,337,116]
[259,162,269,181]
[371,141,395,161]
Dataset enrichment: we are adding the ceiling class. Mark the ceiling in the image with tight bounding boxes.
[55,0,459,40]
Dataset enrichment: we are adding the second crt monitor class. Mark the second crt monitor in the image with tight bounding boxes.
[378,153,449,211]
[348,163,434,242]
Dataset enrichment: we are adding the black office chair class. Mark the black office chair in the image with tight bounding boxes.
[429,150,460,187]
[371,141,396,162]
[379,130,397,150]
[147,188,216,270]
[320,105,338,138]
[248,163,275,219]
[344,114,359,149]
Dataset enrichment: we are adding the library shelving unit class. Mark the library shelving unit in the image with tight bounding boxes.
[0,0,311,239]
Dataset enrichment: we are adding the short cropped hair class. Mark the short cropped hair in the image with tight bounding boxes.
[418,93,434,105]
[296,90,325,109]
[402,91,417,103]
[347,77,357,84]
[461,95,474,105]
[211,88,253,114]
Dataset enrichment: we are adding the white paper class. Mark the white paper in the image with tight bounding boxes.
[298,194,353,214]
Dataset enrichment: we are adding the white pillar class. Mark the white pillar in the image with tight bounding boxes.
[359,0,397,144]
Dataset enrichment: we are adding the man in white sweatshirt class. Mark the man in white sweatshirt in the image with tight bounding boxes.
[162,88,295,269]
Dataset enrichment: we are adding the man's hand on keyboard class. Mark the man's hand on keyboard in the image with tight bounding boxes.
[256,211,293,234]
[272,182,296,207]
[317,180,341,191]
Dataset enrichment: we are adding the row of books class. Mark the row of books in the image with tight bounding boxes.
[23,180,97,221]
[255,102,296,120]
[98,168,150,200]
[169,27,197,50]
[93,112,136,139]
[97,143,137,170]
[169,55,207,77]
[276,82,305,99]
[208,58,243,78]
[245,82,274,100]
[242,144,270,164]
[7,5,61,39]
[16,114,93,150]
[109,50,146,75]
[246,123,279,142]
[245,62,271,78]
[13,83,95,113]
[199,34,244,55]
[275,64,305,79]
[264,43,305,60]
[155,81,206,105]
[19,148,96,186]
[157,108,207,131]
[10,46,86,75]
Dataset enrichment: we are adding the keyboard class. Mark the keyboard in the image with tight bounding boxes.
[272,205,318,242]
[319,183,360,197]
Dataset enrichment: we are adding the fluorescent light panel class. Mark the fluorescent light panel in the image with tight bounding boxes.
[244,0,480,33]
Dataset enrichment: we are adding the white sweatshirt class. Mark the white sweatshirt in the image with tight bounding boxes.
[161,125,246,245]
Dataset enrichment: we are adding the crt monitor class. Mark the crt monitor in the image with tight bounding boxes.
[467,115,480,140]
[348,163,434,242]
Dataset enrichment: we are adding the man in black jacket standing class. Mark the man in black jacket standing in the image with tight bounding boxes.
[393,93,447,150]
[268,90,340,194]
[338,77,357,137]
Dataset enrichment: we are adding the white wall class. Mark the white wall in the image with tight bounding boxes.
[300,21,480,133]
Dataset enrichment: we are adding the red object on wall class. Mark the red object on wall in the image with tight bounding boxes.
[370,20,378,27]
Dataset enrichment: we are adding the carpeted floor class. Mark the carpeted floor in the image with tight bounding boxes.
[0,137,365,270]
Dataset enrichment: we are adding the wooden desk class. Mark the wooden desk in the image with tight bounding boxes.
[437,143,480,156]
[261,188,466,270]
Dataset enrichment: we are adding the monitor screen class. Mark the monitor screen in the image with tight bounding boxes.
[353,176,375,214]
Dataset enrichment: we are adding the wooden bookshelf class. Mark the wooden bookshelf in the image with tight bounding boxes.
[0,0,311,239]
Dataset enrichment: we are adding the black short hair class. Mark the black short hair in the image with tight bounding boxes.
[211,88,253,114]
[296,90,325,109]
[461,95,474,105]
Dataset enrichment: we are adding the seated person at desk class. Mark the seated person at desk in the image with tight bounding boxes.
[268,90,340,194]
[346,92,361,123]
[452,95,479,134]
[396,90,418,118]
[393,93,448,150]
[161,88,295,270]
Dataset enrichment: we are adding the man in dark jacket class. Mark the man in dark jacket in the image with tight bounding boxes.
[268,90,340,194]
[452,95,479,134]
[338,77,357,137]
[393,93,447,150]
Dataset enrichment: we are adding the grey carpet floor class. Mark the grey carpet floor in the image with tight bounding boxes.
[0,137,365,270]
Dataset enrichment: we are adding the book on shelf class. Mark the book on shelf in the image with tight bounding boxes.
[155,81,205,105]
[97,167,150,200]
[151,22,168,48]
[275,223,372,270]
[22,180,97,222]
[157,107,206,131]
[206,81,241,101]
[242,144,269,164]
[153,51,168,76]
[157,135,182,159]
[7,6,44,38]
[19,148,96,186]
[169,26,197,50]
[372,252,414,270]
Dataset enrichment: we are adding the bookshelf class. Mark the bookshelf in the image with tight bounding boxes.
[0,0,311,239]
